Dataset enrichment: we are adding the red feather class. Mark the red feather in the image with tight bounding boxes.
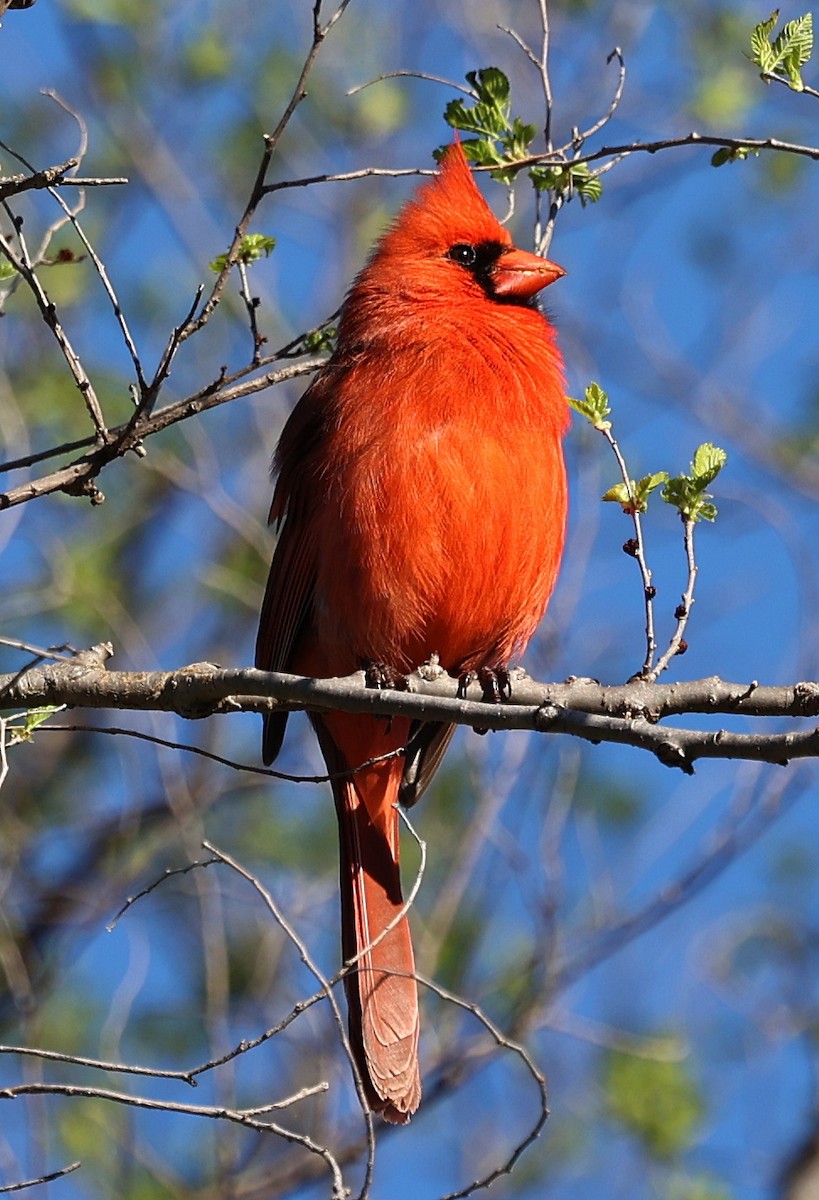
[256,141,569,1122]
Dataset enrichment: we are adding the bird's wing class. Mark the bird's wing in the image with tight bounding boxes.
[255,382,327,764]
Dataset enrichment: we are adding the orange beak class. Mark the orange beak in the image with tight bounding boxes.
[491,247,566,300]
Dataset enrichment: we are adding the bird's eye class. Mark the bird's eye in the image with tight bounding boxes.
[447,243,477,267]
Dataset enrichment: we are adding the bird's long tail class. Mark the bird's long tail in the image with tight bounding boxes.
[315,714,421,1123]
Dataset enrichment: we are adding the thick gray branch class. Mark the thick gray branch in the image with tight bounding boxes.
[2,646,818,773]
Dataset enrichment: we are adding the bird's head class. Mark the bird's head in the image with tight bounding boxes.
[367,139,565,307]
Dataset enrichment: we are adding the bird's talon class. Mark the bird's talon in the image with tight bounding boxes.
[363,661,409,691]
[457,670,476,699]
[477,666,511,704]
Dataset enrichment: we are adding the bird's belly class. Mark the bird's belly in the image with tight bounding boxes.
[312,417,567,675]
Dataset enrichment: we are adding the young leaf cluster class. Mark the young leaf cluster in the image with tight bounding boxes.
[603,472,669,516]
[530,161,603,205]
[440,67,603,202]
[750,10,814,90]
[439,68,536,183]
[571,385,728,523]
[209,232,276,273]
[661,444,728,523]
[568,382,611,430]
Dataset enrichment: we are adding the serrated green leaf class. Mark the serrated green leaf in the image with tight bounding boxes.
[567,396,598,423]
[442,68,535,185]
[692,442,728,486]
[751,9,813,89]
[585,381,610,412]
[751,10,781,71]
[460,138,506,167]
[528,161,603,204]
[602,471,669,514]
[576,173,603,205]
[470,66,510,107]
[529,165,563,192]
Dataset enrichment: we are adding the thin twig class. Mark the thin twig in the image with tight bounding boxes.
[650,517,697,680]
[0,1162,81,1193]
[181,0,353,341]
[0,358,321,509]
[263,163,435,195]
[348,68,473,97]
[201,839,373,1199]
[237,260,266,364]
[0,1082,343,1189]
[107,858,222,932]
[538,0,554,151]
[0,1043,198,1086]
[598,425,658,676]
[42,186,148,395]
[0,637,74,660]
[761,71,819,101]
[416,976,547,1200]
[571,48,627,148]
[0,216,108,438]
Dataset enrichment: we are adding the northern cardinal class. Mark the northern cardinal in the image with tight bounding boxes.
[256,140,568,1123]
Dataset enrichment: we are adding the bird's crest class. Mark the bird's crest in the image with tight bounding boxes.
[375,139,512,261]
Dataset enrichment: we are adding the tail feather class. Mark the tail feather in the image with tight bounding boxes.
[315,716,421,1123]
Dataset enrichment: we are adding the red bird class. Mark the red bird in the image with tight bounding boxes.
[256,141,569,1123]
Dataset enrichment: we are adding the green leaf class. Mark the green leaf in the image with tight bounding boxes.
[751,10,781,72]
[0,259,18,282]
[466,66,511,108]
[602,471,669,514]
[567,381,611,429]
[662,443,727,522]
[692,442,728,486]
[530,161,603,204]
[711,144,761,166]
[440,67,536,183]
[209,232,276,273]
[16,706,59,740]
[750,10,813,90]
[602,481,637,508]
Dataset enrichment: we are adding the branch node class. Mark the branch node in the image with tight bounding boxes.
[655,739,695,774]
[534,703,561,731]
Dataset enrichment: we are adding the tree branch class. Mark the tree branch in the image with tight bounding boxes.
[2,647,818,774]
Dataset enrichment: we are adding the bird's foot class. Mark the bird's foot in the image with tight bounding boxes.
[457,666,512,735]
[363,661,410,691]
[478,666,512,703]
